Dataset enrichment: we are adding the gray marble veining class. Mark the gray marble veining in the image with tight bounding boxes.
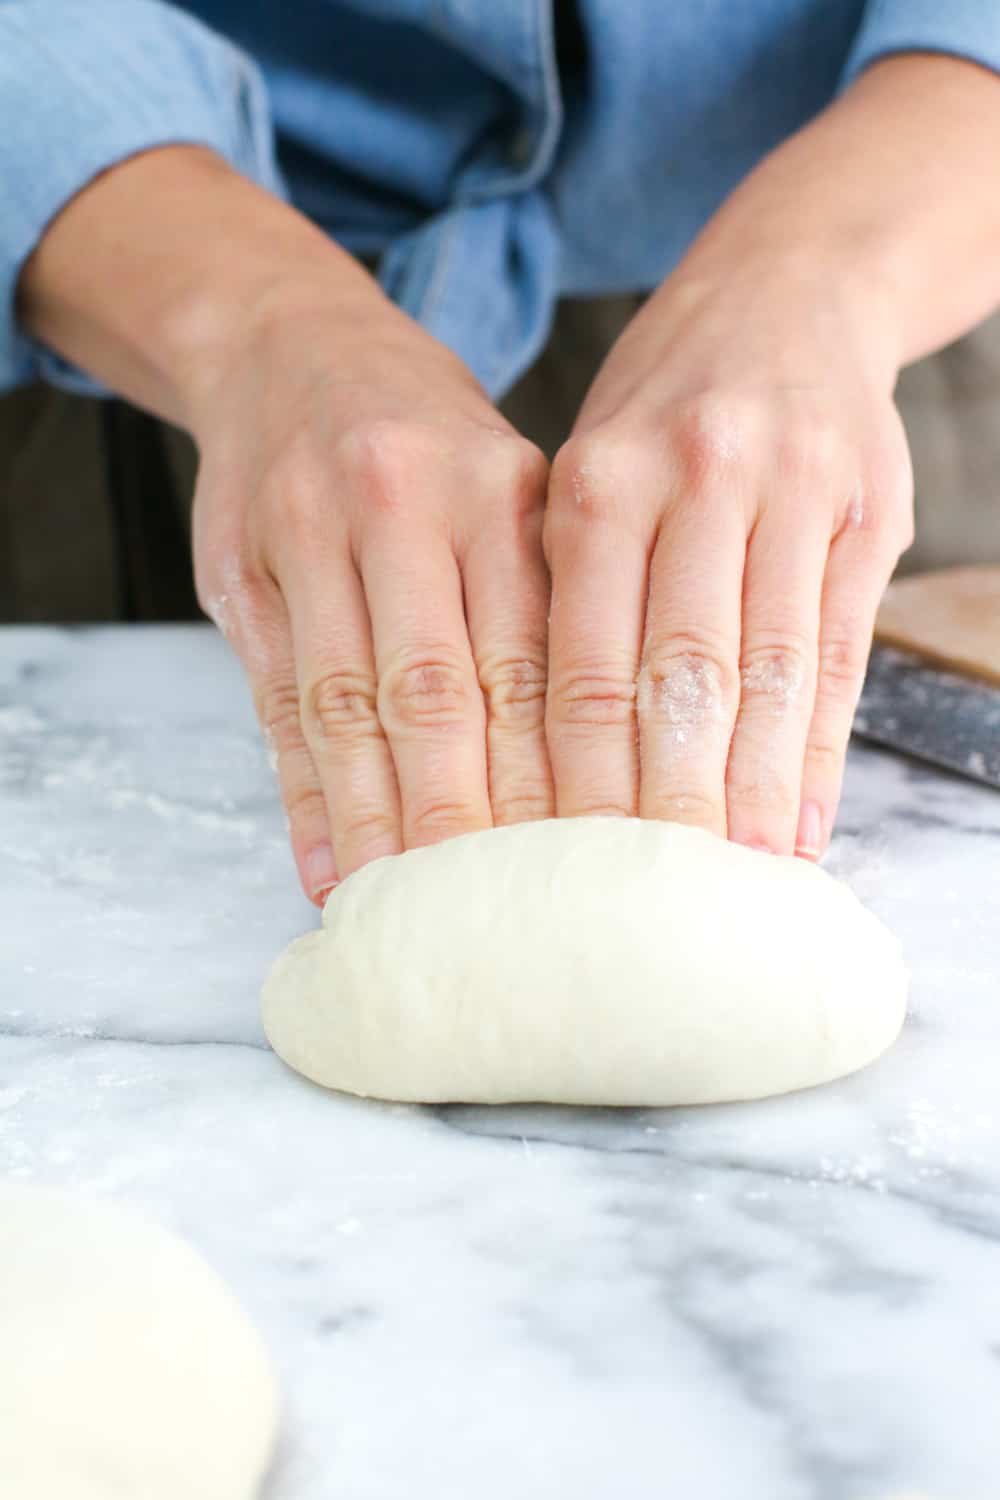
[1,626,998,1500]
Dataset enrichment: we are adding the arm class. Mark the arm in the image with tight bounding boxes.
[543,52,1000,861]
[16,145,377,429]
[688,53,1000,369]
[0,0,284,394]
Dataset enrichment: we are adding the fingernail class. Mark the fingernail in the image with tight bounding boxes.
[795,801,823,860]
[304,844,338,903]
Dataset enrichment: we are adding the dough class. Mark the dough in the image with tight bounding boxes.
[262,817,907,1106]
[0,1186,278,1500]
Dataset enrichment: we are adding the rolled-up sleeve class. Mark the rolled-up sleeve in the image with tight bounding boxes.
[0,0,284,393]
[841,0,1000,89]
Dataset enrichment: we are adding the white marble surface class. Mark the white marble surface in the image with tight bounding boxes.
[2,625,999,1500]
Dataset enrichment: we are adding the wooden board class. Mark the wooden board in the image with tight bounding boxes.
[875,566,1000,688]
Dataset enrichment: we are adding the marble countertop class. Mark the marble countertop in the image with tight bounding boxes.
[2,625,999,1500]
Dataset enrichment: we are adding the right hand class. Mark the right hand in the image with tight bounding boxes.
[188,284,554,903]
[17,146,553,906]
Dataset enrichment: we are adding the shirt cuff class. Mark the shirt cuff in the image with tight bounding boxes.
[0,0,285,395]
[840,0,1000,91]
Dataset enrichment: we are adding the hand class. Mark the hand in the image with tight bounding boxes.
[190,286,553,902]
[17,146,554,905]
[543,250,914,860]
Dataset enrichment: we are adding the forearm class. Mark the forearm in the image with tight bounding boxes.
[16,146,386,433]
[675,53,1000,373]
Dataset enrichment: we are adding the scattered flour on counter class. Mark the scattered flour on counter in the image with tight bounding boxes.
[108,789,256,841]
[0,705,45,733]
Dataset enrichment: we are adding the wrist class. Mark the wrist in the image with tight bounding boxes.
[662,237,906,391]
[143,175,392,436]
[165,243,390,439]
[17,144,389,432]
[680,52,1000,377]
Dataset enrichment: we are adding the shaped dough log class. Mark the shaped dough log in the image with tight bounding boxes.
[0,1186,278,1500]
[263,818,907,1106]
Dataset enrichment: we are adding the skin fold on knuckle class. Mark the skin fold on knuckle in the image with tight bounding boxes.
[636,646,735,766]
[257,679,305,754]
[803,737,846,782]
[667,395,756,494]
[817,630,869,702]
[337,805,401,861]
[378,654,481,737]
[199,553,275,661]
[479,654,548,731]
[281,780,328,833]
[644,784,726,830]
[547,432,645,540]
[489,784,554,827]
[737,640,814,726]
[773,409,846,490]
[726,759,801,829]
[481,433,549,511]
[406,796,488,846]
[336,419,445,522]
[547,668,637,733]
[304,667,381,747]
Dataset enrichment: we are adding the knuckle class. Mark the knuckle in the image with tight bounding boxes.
[637,641,737,729]
[259,447,328,544]
[482,432,549,501]
[571,800,635,819]
[650,789,725,825]
[257,679,304,749]
[378,654,478,733]
[407,800,485,845]
[197,554,269,639]
[283,782,328,829]
[817,630,869,697]
[895,506,916,554]
[866,494,915,557]
[863,428,914,528]
[338,805,400,853]
[804,737,845,777]
[739,639,812,716]
[726,766,799,818]
[336,419,438,517]
[668,395,753,486]
[480,655,548,729]
[775,411,844,485]
[549,431,635,526]
[304,668,380,744]
[491,788,554,825]
[547,668,637,729]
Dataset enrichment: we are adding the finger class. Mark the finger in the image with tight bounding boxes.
[543,439,652,818]
[796,499,904,860]
[207,576,338,905]
[461,504,555,826]
[637,485,744,835]
[725,507,829,855]
[360,519,492,850]
[280,548,405,880]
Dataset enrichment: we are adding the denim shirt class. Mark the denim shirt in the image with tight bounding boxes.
[2,0,999,399]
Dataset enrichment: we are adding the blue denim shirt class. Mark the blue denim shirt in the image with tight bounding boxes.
[2,0,999,399]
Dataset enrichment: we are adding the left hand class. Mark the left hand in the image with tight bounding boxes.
[543,249,914,860]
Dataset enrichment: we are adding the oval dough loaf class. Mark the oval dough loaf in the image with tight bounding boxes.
[262,817,907,1106]
[0,1186,278,1500]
